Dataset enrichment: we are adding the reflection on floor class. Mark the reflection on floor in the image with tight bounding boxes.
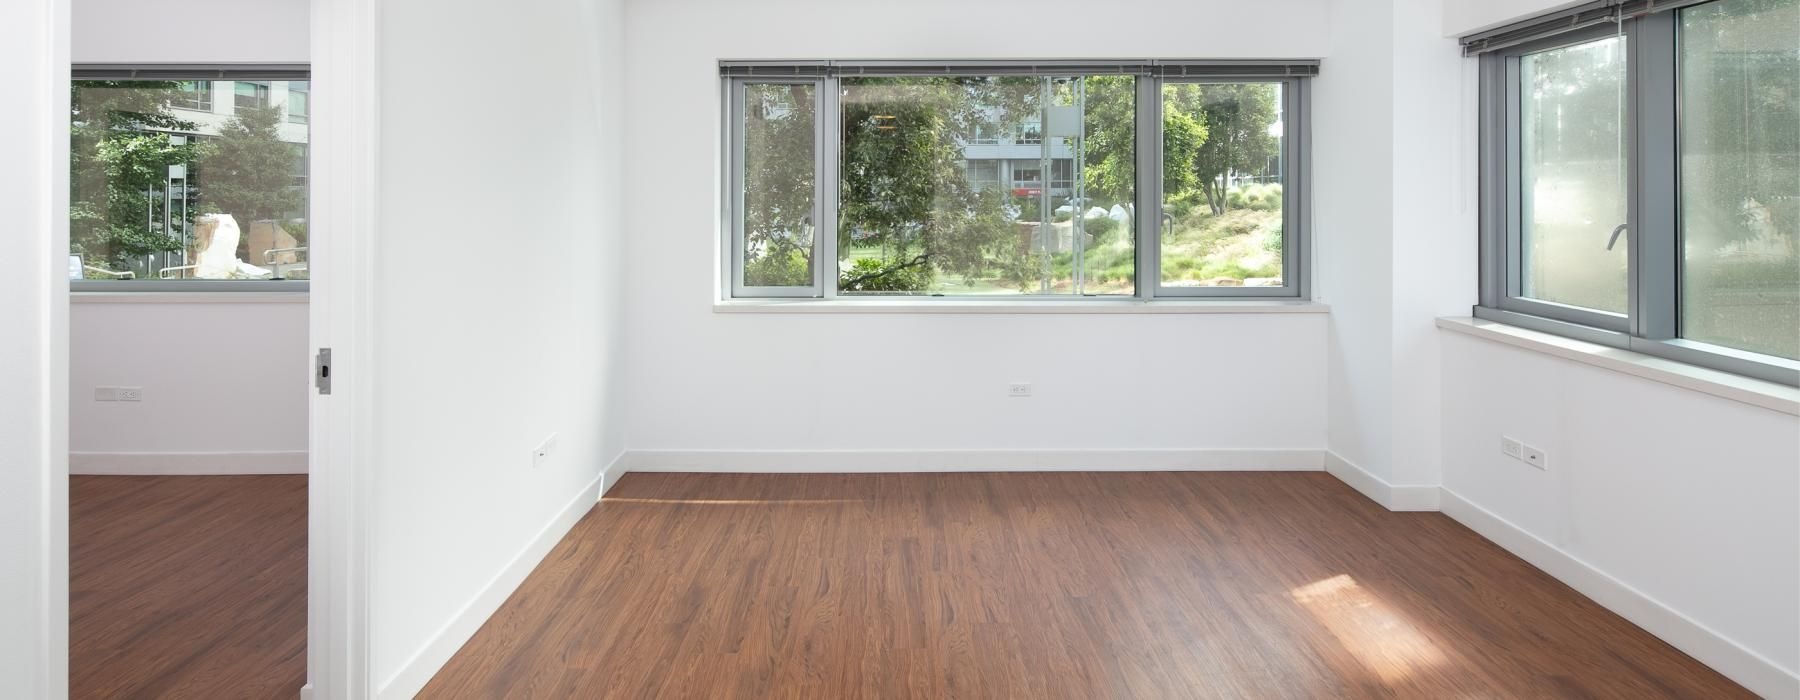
[424,471,1751,698]
[70,475,306,699]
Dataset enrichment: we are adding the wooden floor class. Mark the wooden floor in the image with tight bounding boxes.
[424,472,1749,698]
[70,475,307,700]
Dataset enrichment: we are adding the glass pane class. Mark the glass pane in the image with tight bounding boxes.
[1519,36,1629,313]
[740,83,817,288]
[837,75,1135,296]
[70,80,311,281]
[1159,82,1285,289]
[287,83,309,125]
[1679,0,1800,360]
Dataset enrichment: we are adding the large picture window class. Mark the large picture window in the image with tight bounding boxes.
[723,61,1313,300]
[70,67,311,289]
[1472,0,1798,385]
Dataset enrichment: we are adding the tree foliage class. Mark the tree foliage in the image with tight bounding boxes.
[1083,76,1206,206]
[70,81,209,268]
[741,84,818,286]
[739,75,1286,294]
[837,77,1037,292]
[204,103,304,229]
[1171,83,1279,216]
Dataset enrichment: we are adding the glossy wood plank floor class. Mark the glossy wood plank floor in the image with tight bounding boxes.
[70,475,307,700]
[424,472,1748,699]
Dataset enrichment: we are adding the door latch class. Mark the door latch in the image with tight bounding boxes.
[315,348,332,395]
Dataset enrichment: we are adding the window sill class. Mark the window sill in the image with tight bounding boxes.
[71,291,309,304]
[1436,316,1800,416]
[714,298,1330,315]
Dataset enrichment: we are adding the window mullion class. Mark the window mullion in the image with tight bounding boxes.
[1630,12,1679,340]
[1135,76,1160,299]
[818,77,839,299]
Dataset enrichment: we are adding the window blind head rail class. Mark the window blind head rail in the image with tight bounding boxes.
[1460,0,1714,55]
[72,64,311,81]
[1152,60,1319,78]
[720,59,1318,79]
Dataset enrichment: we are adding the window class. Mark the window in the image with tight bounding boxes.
[287,82,309,124]
[174,80,213,112]
[722,60,1314,300]
[234,80,271,111]
[1518,37,1628,315]
[1472,0,1798,385]
[733,82,818,294]
[1677,0,1799,361]
[71,68,311,287]
[1158,81,1292,292]
[965,160,1001,189]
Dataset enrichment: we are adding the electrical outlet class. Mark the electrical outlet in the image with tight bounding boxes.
[94,387,118,402]
[1521,444,1547,470]
[116,387,142,402]
[532,434,558,468]
[1500,436,1523,460]
[1007,382,1032,398]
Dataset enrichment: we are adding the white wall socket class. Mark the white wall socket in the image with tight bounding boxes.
[95,386,141,402]
[1007,382,1032,398]
[1500,436,1523,459]
[532,433,558,468]
[1521,445,1547,470]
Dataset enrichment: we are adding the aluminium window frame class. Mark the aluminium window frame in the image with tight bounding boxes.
[720,60,1315,303]
[1150,76,1310,299]
[71,64,312,293]
[1473,7,1799,386]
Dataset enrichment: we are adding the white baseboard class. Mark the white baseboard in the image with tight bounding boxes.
[1322,451,1440,511]
[620,448,1325,473]
[70,450,307,475]
[599,450,627,496]
[375,464,612,699]
[1440,488,1799,700]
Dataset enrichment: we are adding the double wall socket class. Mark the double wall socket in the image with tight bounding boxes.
[94,386,142,402]
[1008,383,1033,397]
[1501,435,1546,470]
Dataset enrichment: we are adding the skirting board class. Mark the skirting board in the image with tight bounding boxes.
[70,450,307,475]
[1321,451,1440,511]
[376,455,624,699]
[1440,488,1800,700]
[620,448,1326,473]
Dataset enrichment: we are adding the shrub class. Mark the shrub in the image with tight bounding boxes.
[743,248,809,287]
[840,256,934,293]
[1084,215,1120,245]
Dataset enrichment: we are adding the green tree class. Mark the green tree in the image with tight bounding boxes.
[69,81,210,271]
[203,103,304,229]
[836,77,1036,292]
[1172,83,1278,215]
[1084,77,1207,205]
[741,83,819,287]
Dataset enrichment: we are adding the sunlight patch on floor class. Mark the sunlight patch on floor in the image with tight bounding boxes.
[1291,574,1446,684]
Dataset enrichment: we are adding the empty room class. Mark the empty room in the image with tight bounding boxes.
[4,0,1797,698]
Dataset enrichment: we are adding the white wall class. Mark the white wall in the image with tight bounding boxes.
[69,297,309,471]
[0,0,70,695]
[73,0,307,63]
[1442,0,1585,36]
[1441,333,1800,696]
[368,0,628,694]
[69,0,311,467]
[622,0,1333,464]
[1314,0,1398,482]
[1423,1,1799,695]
